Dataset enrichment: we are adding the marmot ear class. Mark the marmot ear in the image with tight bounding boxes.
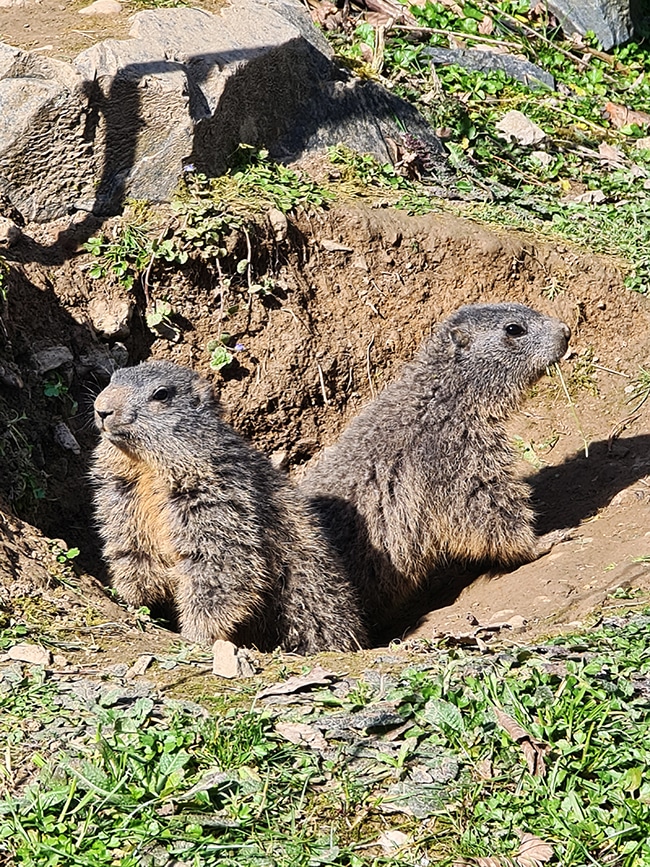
[449,327,471,348]
[191,377,217,408]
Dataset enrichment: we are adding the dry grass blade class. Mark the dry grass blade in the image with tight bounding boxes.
[552,361,589,458]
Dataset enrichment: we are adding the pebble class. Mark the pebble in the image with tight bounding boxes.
[7,643,52,666]
[212,639,256,678]
[79,0,122,14]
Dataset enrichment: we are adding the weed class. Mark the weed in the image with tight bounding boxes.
[207,333,244,372]
[0,403,47,509]
[0,255,9,301]
[324,0,650,293]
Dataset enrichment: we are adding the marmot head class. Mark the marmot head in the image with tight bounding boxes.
[424,303,571,416]
[94,361,217,458]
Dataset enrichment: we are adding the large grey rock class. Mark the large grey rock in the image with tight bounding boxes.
[422,47,554,89]
[547,0,633,50]
[0,0,447,222]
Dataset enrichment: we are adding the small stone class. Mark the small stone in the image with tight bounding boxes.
[212,639,256,678]
[0,216,21,247]
[0,362,23,389]
[496,110,546,146]
[268,207,288,242]
[52,654,69,667]
[321,239,354,253]
[32,346,73,374]
[126,654,154,679]
[530,150,553,168]
[7,643,52,666]
[79,0,122,14]
[377,830,410,852]
[270,449,288,470]
[52,421,81,455]
[88,296,133,339]
[636,137,650,151]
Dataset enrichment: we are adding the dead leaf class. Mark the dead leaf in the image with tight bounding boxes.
[275,722,329,752]
[516,831,554,866]
[361,0,417,25]
[598,142,626,167]
[604,101,650,130]
[258,665,337,698]
[495,111,546,146]
[493,708,548,777]
[377,830,411,852]
[478,14,493,34]
[561,189,606,205]
[476,757,493,779]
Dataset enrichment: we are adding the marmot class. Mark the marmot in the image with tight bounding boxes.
[91,360,368,654]
[300,303,571,638]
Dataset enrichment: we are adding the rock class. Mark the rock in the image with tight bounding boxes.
[0,0,449,222]
[496,110,546,146]
[126,654,154,679]
[32,346,73,374]
[636,137,650,151]
[212,639,256,678]
[546,0,633,50]
[270,449,289,470]
[88,295,134,339]
[0,361,23,389]
[52,421,81,455]
[530,150,554,168]
[75,344,118,380]
[0,215,21,246]
[7,643,52,665]
[422,47,554,89]
[268,207,288,242]
[79,0,122,14]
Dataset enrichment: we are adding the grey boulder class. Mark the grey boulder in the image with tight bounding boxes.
[0,0,447,222]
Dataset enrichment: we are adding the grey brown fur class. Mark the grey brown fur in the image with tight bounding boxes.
[92,361,368,653]
[301,303,571,638]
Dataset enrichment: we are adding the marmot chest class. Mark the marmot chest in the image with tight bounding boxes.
[123,458,178,566]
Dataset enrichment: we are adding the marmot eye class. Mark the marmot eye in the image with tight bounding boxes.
[505,323,526,337]
[151,386,170,402]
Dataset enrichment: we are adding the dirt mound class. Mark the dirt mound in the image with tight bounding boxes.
[2,202,650,642]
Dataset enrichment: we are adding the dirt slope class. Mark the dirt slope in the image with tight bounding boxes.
[2,202,650,645]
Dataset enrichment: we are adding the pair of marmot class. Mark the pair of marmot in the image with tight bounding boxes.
[93,303,570,651]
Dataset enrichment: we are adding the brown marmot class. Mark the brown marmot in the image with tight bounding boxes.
[91,360,368,654]
[300,302,571,638]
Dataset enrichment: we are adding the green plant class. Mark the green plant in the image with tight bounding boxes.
[207,333,244,372]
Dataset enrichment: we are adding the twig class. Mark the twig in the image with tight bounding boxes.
[553,362,589,457]
[392,24,516,51]
[608,389,650,449]
[592,363,630,378]
[316,362,330,406]
[366,336,376,398]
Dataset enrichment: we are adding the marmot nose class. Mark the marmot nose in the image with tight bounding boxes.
[561,323,571,341]
[96,408,114,421]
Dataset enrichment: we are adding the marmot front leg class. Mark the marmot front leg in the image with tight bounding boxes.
[172,547,271,647]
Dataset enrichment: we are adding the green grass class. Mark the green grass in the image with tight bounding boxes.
[3,612,650,866]
[325,0,650,293]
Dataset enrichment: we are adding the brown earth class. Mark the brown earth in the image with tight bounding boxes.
[2,201,650,652]
[0,0,225,61]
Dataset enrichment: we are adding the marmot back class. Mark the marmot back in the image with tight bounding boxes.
[300,303,571,639]
[92,360,368,653]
